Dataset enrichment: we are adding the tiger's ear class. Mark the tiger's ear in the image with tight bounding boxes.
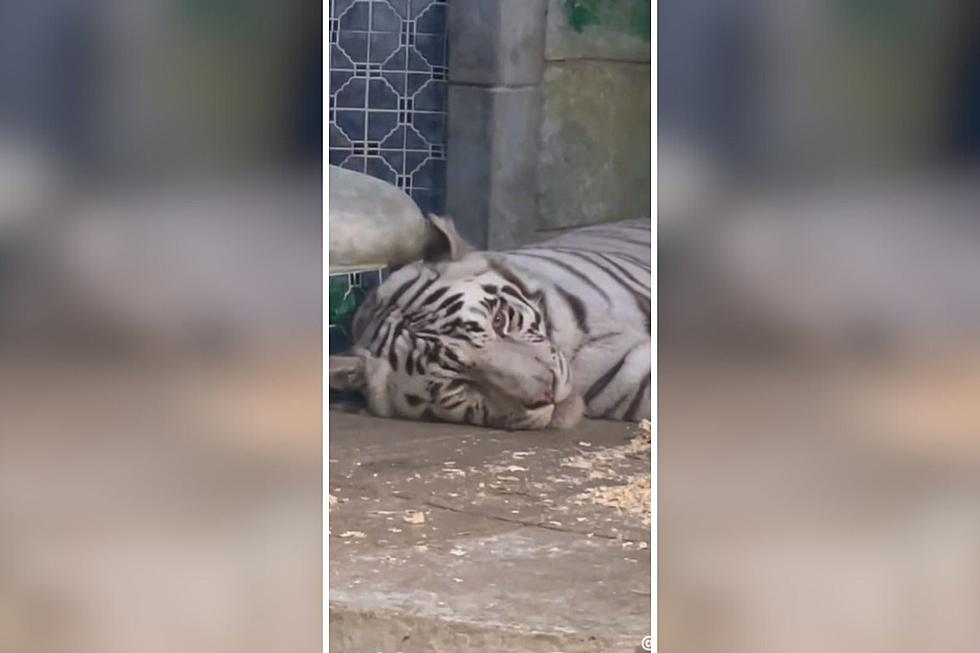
[423,214,472,262]
[328,354,367,391]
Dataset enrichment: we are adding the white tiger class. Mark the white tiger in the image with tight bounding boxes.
[329,216,651,430]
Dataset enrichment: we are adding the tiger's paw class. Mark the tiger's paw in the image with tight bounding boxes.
[549,394,585,430]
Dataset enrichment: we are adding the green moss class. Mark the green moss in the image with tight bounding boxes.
[563,0,651,41]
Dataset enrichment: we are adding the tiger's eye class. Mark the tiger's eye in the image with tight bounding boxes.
[492,310,506,334]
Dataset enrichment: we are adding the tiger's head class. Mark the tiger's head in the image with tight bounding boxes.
[329,216,584,430]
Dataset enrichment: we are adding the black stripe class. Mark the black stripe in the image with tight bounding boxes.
[502,289,542,322]
[625,373,651,421]
[387,321,405,370]
[421,285,451,309]
[584,352,629,404]
[363,273,419,345]
[632,290,652,331]
[571,330,617,362]
[585,331,620,346]
[540,245,650,272]
[386,273,421,308]
[413,350,427,374]
[554,286,589,335]
[404,274,438,309]
[539,288,554,338]
[551,248,648,297]
[550,249,650,329]
[618,222,651,232]
[581,231,650,247]
[427,382,442,400]
[595,252,650,290]
[601,391,632,419]
[508,251,612,306]
[594,250,651,269]
[440,347,465,372]
[361,303,388,349]
[426,340,441,365]
[441,300,464,317]
[489,259,533,297]
[611,236,650,248]
[501,285,532,305]
[370,319,393,352]
[436,292,464,312]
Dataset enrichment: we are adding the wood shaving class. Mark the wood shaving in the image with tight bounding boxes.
[560,420,651,480]
[636,419,652,446]
[338,530,366,539]
[579,474,651,526]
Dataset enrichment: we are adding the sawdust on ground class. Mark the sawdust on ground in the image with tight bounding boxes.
[570,420,651,525]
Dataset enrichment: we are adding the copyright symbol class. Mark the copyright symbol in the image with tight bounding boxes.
[641,635,653,651]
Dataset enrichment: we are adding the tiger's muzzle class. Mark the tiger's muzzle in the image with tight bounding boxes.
[467,338,579,429]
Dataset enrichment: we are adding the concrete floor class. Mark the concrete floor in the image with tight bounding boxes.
[7,349,978,652]
[0,352,649,653]
[328,413,652,653]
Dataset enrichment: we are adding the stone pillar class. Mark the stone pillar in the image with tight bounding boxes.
[446,0,548,249]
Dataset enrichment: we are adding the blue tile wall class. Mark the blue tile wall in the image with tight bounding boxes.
[329,0,448,216]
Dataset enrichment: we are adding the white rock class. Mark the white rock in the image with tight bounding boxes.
[328,166,430,272]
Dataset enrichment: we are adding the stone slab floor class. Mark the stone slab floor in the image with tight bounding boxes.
[0,352,650,653]
[8,349,979,653]
[328,413,652,653]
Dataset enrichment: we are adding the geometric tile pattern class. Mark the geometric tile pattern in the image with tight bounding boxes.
[329,0,449,216]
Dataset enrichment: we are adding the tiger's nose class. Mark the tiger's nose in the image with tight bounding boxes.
[525,394,552,410]
[525,381,554,409]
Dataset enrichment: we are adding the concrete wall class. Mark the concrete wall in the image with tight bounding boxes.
[539,0,651,232]
[447,0,651,249]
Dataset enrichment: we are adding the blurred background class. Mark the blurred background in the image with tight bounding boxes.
[0,1,322,652]
[660,0,980,651]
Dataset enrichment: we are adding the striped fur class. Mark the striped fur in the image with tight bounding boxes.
[329,217,651,429]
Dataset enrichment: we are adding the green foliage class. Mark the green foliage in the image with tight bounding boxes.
[329,277,365,354]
